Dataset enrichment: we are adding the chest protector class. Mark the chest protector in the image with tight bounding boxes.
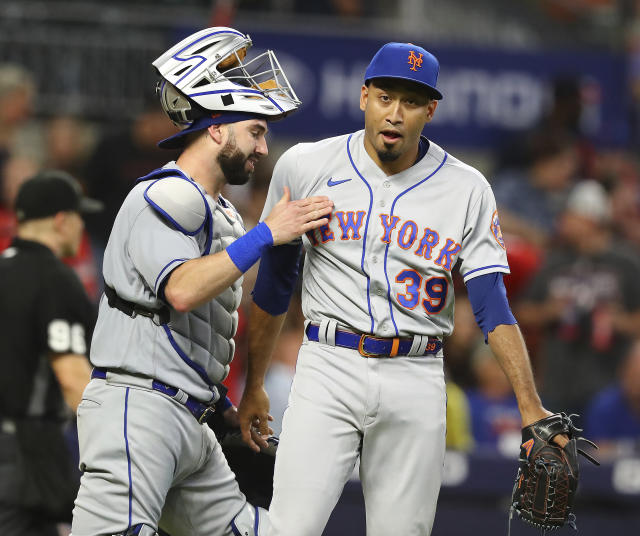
[137,167,245,384]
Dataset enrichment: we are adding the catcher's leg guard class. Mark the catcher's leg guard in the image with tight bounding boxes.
[118,524,159,536]
[230,504,270,536]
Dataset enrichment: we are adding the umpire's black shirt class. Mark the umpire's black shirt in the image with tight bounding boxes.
[0,238,94,419]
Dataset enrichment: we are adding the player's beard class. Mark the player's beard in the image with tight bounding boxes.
[377,144,401,162]
[217,131,255,186]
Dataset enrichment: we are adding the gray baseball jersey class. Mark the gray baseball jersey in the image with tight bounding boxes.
[261,130,510,536]
[261,130,509,338]
[91,161,244,402]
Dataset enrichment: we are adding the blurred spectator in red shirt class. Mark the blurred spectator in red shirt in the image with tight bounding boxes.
[0,156,38,251]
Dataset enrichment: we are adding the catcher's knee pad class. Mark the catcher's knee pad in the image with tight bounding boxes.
[231,503,270,536]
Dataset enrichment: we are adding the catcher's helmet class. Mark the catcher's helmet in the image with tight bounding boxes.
[153,27,300,148]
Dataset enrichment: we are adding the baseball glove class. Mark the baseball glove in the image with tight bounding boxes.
[509,413,599,534]
[220,431,278,509]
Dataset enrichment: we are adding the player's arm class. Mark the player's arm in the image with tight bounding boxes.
[238,242,302,451]
[237,143,308,450]
[486,325,550,426]
[163,187,331,312]
[466,273,546,425]
[39,271,94,414]
[239,304,288,451]
[466,273,566,444]
[49,352,92,412]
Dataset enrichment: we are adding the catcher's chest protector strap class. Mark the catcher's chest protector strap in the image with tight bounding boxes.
[105,285,170,326]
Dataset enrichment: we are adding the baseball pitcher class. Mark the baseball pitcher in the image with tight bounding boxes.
[238,42,584,536]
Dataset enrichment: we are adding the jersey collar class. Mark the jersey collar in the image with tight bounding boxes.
[10,237,56,256]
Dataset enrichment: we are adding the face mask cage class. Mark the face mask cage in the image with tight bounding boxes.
[209,49,300,108]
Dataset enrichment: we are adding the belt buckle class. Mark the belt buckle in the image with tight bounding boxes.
[358,334,377,357]
[198,405,215,424]
[358,334,401,358]
[359,334,394,357]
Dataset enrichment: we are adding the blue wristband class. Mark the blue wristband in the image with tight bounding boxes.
[226,221,274,273]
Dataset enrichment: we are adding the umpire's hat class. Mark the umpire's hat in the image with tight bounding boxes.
[14,170,103,222]
[364,42,443,100]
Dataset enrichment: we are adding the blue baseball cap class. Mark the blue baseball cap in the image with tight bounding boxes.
[158,111,264,150]
[364,42,443,100]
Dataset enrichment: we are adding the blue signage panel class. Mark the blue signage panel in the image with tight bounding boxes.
[236,29,628,148]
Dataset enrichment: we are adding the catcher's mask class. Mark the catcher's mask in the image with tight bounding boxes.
[153,27,300,149]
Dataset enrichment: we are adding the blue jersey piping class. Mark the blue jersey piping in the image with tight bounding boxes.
[346,133,375,333]
[154,258,188,295]
[383,153,448,335]
[124,388,133,530]
[463,264,510,280]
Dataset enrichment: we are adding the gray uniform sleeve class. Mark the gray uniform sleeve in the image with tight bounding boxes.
[459,185,510,283]
[127,206,200,296]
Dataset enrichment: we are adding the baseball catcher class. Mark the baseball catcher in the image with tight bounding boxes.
[508,413,599,534]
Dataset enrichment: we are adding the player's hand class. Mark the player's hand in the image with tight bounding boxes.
[238,385,274,452]
[264,186,333,245]
[225,404,271,448]
[521,407,569,448]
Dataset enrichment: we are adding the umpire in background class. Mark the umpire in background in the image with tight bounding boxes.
[0,170,101,535]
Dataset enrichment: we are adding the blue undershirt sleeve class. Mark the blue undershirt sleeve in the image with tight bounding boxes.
[252,242,303,316]
[466,272,517,342]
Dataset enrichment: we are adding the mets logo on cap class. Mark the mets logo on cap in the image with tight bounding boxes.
[491,210,506,249]
[407,50,423,71]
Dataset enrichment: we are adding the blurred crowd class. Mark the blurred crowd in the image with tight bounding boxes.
[3,5,640,464]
